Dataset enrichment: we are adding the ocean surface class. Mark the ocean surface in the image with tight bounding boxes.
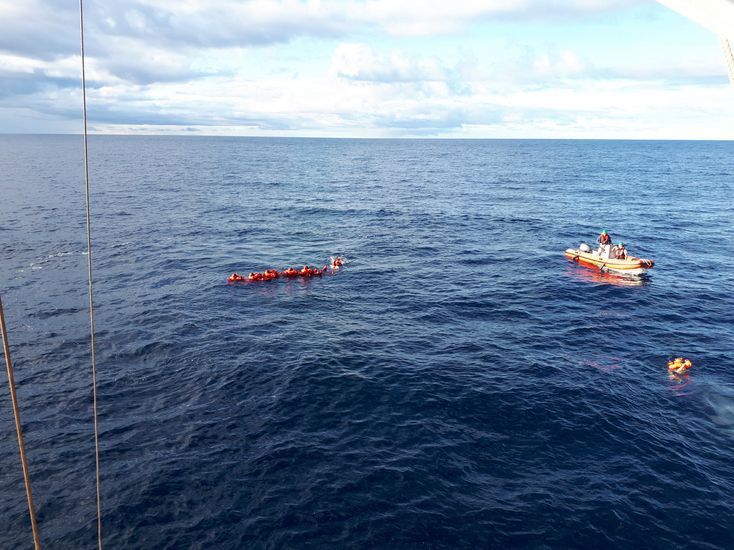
[1,135,733,549]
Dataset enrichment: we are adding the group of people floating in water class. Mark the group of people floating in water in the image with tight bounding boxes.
[228,257,344,282]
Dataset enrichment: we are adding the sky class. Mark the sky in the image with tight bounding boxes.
[0,0,733,138]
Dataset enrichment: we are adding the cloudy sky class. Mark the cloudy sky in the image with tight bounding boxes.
[1,0,732,138]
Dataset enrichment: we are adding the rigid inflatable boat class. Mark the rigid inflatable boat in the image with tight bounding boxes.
[564,243,654,276]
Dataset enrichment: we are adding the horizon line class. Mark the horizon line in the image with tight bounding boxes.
[1,133,733,142]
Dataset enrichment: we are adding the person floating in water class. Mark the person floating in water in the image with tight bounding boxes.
[299,265,327,277]
[332,256,343,268]
[668,357,692,375]
[596,229,612,258]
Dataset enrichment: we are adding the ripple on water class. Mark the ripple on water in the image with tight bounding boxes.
[0,136,733,549]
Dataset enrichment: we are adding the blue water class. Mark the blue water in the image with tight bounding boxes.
[1,136,733,549]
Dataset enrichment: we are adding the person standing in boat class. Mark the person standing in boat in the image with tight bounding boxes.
[596,229,612,258]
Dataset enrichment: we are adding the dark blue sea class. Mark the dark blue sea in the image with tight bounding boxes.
[1,136,733,549]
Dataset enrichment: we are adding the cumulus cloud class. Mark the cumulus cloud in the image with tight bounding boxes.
[0,0,731,138]
[331,43,459,82]
[0,0,666,89]
[1,1,648,60]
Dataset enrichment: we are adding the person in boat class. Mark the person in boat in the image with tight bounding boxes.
[596,229,612,258]
[612,242,628,260]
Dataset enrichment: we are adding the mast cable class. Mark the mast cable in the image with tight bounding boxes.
[78,1,103,548]
[0,296,41,550]
[721,37,734,84]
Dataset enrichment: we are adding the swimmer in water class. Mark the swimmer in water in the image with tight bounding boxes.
[667,357,692,375]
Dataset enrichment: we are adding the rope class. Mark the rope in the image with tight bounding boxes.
[0,296,41,550]
[79,1,103,548]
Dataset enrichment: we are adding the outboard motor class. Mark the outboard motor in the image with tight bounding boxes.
[579,243,591,253]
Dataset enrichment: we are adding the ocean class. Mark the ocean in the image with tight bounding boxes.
[1,135,733,548]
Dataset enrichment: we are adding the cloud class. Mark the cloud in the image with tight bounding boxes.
[331,43,457,83]
[350,0,646,35]
[1,1,649,61]
[0,53,108,101]
[0,0,731,138]
[0,71,79,99]
[0,0,657,90]
[0,1,78,60]
[89,1,349,50]
[96,40,220,85]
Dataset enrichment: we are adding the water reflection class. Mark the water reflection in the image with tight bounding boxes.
[668,371,692,396]
[564,264,651,287]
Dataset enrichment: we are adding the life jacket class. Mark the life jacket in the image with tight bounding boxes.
[599,233,610,244]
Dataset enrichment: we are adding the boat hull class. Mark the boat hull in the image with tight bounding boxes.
[564,249,654,276]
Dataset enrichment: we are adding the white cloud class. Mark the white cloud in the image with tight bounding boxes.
[0,0,650,61]
[352,0,645,35]
[532,50,587,78]
[331,43,453,82]
[0,0,732,138]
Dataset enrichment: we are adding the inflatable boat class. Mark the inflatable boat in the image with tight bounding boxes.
[564,243,654,276]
